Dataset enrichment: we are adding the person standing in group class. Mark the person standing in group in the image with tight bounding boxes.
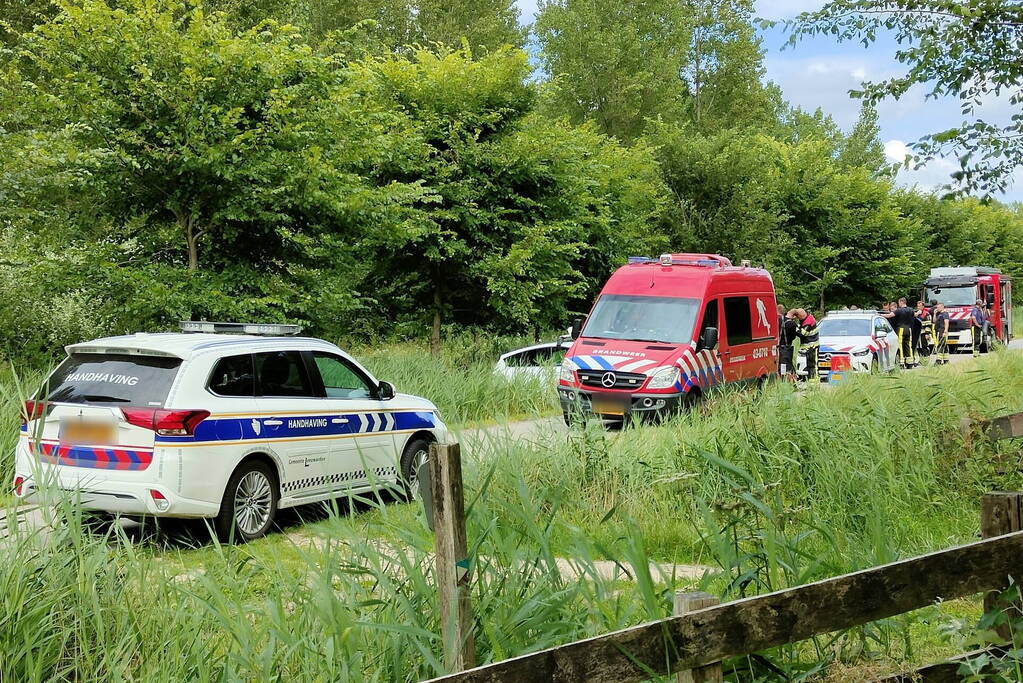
[913,300,930,358]
[777,304,789,377]
[970,298,988,357]
[881,298,917,368]
[933,302,950,365]
[792,308,819,380]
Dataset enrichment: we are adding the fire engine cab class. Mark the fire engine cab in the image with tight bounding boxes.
[558,253,777,426]
[923,267,1013,353]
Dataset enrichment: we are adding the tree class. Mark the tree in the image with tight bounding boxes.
[535,0,691,140]
[535,0,772,140]
[205,0,524,53]
[416,0,524,51]
[0,0,417,271]
[653,122,924,308]
[679,0,770,130]
[359,47,666,350]
[790,0,1023,197]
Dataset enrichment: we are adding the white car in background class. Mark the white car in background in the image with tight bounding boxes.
[797,310,898,379]
[494,340,572,380]
[13,322,448,542]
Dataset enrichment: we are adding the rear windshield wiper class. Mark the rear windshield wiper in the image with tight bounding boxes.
[78,395,131,403]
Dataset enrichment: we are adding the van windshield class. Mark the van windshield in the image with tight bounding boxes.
[582,295,700,345]
[43,353,182,407]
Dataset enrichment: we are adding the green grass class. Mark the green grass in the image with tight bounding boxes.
[351,335,559,425]
[2,347,1023,680]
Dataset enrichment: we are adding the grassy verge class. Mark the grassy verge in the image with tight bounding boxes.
[352,336,559,425]
[2,349,1022,679]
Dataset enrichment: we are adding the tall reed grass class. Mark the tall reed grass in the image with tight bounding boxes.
[1,348,1022,680]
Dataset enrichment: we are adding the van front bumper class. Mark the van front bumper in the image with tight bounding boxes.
[558,388,685,422]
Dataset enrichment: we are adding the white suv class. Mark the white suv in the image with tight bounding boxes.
[13,323,448,541]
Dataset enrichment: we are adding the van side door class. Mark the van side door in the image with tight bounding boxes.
[720,296,756,383]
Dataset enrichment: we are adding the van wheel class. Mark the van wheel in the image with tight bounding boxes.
[870,356,880,373]
[213,460,278,543]
[399,438,432,501]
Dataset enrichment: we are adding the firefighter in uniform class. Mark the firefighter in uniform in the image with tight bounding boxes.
[933,302,950,365]
[882,297,917,368]
[793,308,819,380]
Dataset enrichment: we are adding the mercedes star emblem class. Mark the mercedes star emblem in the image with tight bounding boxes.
[601,372,617,388]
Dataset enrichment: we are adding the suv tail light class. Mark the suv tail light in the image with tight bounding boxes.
[21,400,49,426]
[121,408,210,436]
[13,476,25,497]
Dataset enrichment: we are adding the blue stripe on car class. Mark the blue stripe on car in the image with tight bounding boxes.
[154,410,437,444]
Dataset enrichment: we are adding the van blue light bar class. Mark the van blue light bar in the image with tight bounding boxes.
[179,321,302,336]
[628,256,655,263]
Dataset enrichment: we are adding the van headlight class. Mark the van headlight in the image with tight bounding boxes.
[853,349,870,357]
[646,367,680,390]
[558,360,576,383]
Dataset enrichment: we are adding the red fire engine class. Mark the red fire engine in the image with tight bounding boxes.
[922,267,1013,353]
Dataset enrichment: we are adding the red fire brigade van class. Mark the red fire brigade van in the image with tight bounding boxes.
[923,267,1013,353]
[558,253,778,425]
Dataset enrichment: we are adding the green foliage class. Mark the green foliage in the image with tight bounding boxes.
[654,122,925,309]
[790,0,1023,197]
[1,0,421,272]
[0,3,664,354]
[535,0,774,139]
[342,47,667,336]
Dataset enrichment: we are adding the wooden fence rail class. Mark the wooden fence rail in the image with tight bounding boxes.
[426,492,1023,683]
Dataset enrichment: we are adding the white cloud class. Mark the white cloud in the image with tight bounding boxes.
[884,139,910,164]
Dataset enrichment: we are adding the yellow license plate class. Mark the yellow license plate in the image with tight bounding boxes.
[591,395,628,416]
[60,420,115,445]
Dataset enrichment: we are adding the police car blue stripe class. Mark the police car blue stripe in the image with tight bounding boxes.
[154,411,436,444]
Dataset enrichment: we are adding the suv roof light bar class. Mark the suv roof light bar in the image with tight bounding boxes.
[179,321,303,336]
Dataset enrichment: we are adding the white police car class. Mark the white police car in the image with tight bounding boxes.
[13,322,449,541]
[797,310,898,379]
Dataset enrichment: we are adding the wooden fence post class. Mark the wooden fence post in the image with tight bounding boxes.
[430,442,477,672]
[674,591,722,683]
[981,492,1023,641]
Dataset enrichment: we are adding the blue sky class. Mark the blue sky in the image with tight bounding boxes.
[514,0,1022,202]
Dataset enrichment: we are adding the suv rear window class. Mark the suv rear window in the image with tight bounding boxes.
[43,353,182,407]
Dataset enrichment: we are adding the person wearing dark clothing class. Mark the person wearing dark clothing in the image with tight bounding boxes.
[792,308,819,380]
[912,300,929,357]
[883,297,917,368]
[777,304,797,378]
[970,299,987,357]
[933,302,950,365]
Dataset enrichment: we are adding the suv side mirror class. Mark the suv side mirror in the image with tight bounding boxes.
[570,317,584,340]
[377,381,395,400]
[699,326,718,351]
